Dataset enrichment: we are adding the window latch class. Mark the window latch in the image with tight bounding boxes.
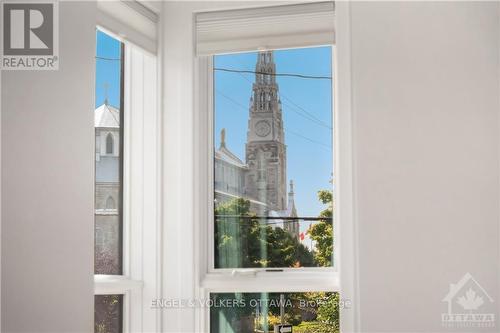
[231,269,258,277]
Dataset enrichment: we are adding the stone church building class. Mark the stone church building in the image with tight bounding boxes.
[94,101,121,274]
[215,51,299,238]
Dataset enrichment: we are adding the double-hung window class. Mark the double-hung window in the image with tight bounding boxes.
[93,2,160,332]
[193,2,349,331]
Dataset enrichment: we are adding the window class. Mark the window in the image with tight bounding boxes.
[213,47,334,271]
[208,46,337,331]
[210,292,339,332]
[106,196,116,210]
[94,29,124,332]
[106,133,115,155]
[95,295,123,333]
[95,30,123,276]
[93,25,159,333]
[193,3,343,332]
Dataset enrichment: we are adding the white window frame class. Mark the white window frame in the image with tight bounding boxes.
[161,2,358,332]
[196,52,339,278]
[190,3,356,332]
[93,25,161,333]
[195,44,339,333]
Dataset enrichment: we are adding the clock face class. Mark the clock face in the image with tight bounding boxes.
[255,120,271,137]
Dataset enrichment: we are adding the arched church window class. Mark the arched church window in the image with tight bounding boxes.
[105,196,116,210]
[106,133,114,154]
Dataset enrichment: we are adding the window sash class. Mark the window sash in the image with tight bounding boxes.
[196,41,339,333]
[94,38,160,333]
[163,2,357,332]
[201,52,337,275]
[196,55,339,320]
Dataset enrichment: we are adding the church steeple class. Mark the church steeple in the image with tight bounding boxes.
[251,51,280,115]
[247,51,284,144]
[255,51,276,85]
[245,51,287,211]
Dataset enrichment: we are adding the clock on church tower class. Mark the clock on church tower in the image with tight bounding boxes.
[245,51,287,211]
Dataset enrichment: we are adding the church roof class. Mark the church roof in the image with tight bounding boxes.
[95,103,120,128]
[215,146,247,168]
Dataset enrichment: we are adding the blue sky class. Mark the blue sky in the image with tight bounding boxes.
[214,47,334,218]
[95,30,121,108]
[95,30,334,221]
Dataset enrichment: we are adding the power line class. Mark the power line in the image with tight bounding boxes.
[216,215,332,221]
[214,67,332,80]
[96,56,120,61]
[286,129,332,149]
[281,101,332,130]
[215,90,331,150]
[220,66,332,130]
[216,90,248,111]
[214,215,332,226]
[281,95,332,129]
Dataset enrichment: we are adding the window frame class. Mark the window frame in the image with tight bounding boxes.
[93,25,161,333]
[161,2,357,332]
[200,53,339,275]
[195,37,343,333]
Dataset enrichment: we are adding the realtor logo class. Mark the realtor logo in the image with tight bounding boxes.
[1,1,58,70]
[442,273,495,329]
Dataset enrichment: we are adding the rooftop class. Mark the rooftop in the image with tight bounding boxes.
[95,103,120,128]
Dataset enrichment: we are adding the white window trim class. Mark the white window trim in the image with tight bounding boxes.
[334,2,360,331]
[191,3,356,332]
[162,1,358,332]
[93,26,161,333]
[97,0,158,54]
[196,54,339,284]
[195,45,340,333]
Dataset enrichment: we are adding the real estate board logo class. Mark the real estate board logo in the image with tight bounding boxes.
[1,1,58,70]
[442,273,495,329]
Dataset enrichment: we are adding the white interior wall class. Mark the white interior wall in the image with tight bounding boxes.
[0,1,499,332]
[349,2,500,331]
[1,2,96,332]
[161,1,500,332]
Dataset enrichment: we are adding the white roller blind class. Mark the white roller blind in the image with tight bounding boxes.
[97,0,158,54]
[195,2,335,56]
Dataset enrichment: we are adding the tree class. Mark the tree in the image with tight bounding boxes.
[95,295,121,333]
[308,189,334,267]
[317,293,339,327]
[214,198,314,268]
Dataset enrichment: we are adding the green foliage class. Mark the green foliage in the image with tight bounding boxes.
[294,321,338,333]
[95,295,121,333]
[255,314,281,330]
[317,293,339,328]
[308,190,334,266]
[210,292,340,332]
[214,198,314,268]
[318,190,333,206]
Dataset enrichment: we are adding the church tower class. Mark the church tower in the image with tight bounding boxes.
[245,51,287,211]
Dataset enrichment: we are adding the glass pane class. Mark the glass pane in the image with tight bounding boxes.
[95,295,123,333]
[94,30,124,275]
[213,47,334,268]
[210,292,339,332]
